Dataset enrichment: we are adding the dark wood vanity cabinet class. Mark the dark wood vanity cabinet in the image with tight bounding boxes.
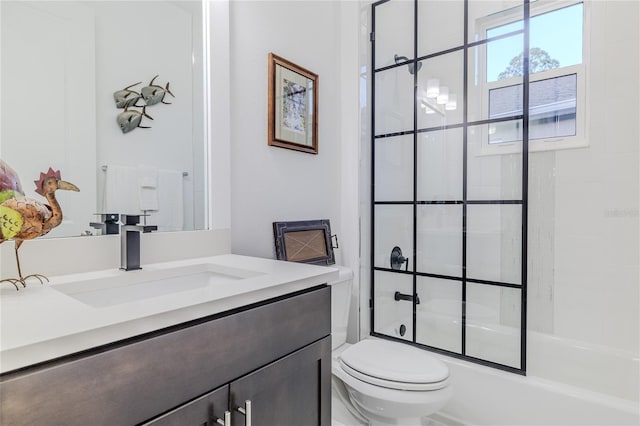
[0,285,331,426]
[144,385,229,426]
[228,337,330,426]
[145,337,330,426]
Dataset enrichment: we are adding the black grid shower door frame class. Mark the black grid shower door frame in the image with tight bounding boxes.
[370,0,530,375]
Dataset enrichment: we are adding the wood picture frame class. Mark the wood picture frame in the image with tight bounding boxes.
[268,53,318,154]
[273,219,336,266]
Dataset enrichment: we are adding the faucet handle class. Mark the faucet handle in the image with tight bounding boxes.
[97,213,119,223]
[120,214,157,233]
[90,213,121,235]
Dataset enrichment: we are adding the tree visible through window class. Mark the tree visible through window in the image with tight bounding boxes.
[497,47,559,80]
[486,2,584,146]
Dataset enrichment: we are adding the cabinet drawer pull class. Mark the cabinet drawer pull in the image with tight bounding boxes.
[236,400,252,426]
[215,410,231,426]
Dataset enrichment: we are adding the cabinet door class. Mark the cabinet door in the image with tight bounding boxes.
[143,385,229,426]
[230,337,331,426]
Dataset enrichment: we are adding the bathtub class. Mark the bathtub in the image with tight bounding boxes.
[432,350,639,426]
[380,312,639,425]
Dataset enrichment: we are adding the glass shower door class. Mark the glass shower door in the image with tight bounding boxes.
[371,0,528,373]
[371,0,416,342]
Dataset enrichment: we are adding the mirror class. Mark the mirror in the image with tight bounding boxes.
[0,0,209,238]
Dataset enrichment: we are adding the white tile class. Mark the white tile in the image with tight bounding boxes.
[375,135,414,202]
[375,66,414,135]
[374,205,414,269]
[374,270,414,339]
[416,205,462,277]
[417,129,463,201]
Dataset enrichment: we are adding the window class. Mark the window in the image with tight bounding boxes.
[478,1,588,153]
[489,74,578,143]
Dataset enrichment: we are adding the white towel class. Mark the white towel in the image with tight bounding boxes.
[153,169,184,232]
[137,165,158,188]
[138,165,159,211]
[103,165,140,215]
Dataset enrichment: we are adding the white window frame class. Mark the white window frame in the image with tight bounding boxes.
[473,0,590,155]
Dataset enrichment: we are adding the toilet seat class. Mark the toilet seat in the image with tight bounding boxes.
[339,360,449,391]
[338,339,449,391]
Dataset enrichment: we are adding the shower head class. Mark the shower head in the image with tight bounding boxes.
[394,54,422,75]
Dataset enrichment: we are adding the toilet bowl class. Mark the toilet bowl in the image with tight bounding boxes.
[332,340,453,425]
[329,267,452,425]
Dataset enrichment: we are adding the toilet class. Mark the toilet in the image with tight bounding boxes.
[329,267,452,426]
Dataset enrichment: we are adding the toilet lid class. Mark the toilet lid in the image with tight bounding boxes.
[339,340,449,389]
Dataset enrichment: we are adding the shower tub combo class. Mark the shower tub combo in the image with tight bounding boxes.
[382,310,639,425]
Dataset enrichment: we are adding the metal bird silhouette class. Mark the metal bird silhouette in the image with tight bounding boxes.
[0,165,79,290]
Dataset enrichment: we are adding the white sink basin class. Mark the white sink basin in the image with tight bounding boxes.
[52,263,264,308]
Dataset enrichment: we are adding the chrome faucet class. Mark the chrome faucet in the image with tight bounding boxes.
[120,214,157,271]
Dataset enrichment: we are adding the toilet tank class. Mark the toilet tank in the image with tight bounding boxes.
[328,266,353,350]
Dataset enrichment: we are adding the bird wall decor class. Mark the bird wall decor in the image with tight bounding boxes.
[0,165,79,290]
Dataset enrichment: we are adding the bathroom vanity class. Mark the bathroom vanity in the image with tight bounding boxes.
[0,255,337,425]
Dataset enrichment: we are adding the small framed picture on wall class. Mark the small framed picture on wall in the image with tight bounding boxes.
[268,53,318,155]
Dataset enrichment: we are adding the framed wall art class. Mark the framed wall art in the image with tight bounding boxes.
[268,53,318,154]
[273,219,337,266]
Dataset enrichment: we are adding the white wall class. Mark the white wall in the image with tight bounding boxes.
[542,0,639,353]
[229,1,359,265]
[526,2,639,396]
[229,0,361,340]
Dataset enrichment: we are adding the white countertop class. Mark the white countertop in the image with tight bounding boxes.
[0,254,338,374]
